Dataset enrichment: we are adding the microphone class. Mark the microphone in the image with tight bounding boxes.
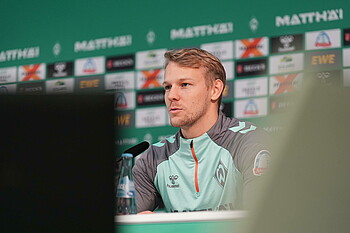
[116,141,150,163]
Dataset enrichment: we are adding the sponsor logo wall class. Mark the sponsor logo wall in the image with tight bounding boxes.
[0,6,349,153]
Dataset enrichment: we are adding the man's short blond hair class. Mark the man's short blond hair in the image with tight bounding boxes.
[164,48,226,107]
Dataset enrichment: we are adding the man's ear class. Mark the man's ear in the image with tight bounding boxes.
[211,79,224,101]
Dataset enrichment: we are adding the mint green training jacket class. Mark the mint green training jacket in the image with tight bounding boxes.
[133,112,271,212]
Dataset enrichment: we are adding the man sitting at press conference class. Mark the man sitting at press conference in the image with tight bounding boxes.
[132,48,271,213]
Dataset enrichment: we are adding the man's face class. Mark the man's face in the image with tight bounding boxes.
[163,62,213,129]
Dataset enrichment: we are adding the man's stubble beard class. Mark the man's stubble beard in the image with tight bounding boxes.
[169,102,209,129]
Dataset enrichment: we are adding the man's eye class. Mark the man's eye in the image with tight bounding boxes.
[164,85,171,90]
[182,83,190,87]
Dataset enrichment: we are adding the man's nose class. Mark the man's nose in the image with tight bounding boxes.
[167,86,180,101]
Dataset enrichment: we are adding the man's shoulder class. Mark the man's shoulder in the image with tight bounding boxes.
[137,133,180,162]
[210,113,270,149]
[214,113,265,137]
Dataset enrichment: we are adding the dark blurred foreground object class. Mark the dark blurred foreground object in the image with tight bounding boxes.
[238,83,350,233]
[0,95,115,233]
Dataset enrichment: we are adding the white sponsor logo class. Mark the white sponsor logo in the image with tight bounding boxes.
[136,69,164,89]
[138,92,164,104]
[46,78,74,94]
[0,84,16,94]
[234,97,267,118]
[343,48,350,67]
[0,67,17,83]
[222,61,234,80]
[170,22,234,40]
[147,30,156,45]
[115,137,138,146]
[18,64,46,81]
[75,56,105,76]
[344,69,350,87]
[136,107,166,128]
[235,77,268,98]
[275,8,343,27]
[250,17,259,33]
[105,72,135,90]
[0,46,40,62]
[278,35,297,52]
[74,35,132,52]
[200,41,234,60]
[115,91,135,110]
[269,53,304,74]
[306,29,341,50]
[235,37,269,58]
[136,49,166,70]
[269,73,303,95]
[253,150,271,176]
[263,126,283,134]
[53,42,61,56]
[52,62,69,77]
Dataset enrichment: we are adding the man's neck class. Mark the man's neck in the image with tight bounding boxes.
[180,111,219,139]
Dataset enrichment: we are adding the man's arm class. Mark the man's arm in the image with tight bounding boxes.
[132,153,161,213]
[233,128,271,209]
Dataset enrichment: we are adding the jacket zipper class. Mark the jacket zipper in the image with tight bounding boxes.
[190,140,200,193]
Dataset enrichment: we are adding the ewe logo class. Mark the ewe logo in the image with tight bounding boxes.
[116,111,134,128]
[306,50,341,71]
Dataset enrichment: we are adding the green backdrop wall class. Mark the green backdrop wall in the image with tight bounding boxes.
[0,0,349,155]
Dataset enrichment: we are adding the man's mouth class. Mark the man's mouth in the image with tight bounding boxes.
[169,107,182,113]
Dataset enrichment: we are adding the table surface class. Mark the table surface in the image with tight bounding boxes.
[115,211,247,233]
